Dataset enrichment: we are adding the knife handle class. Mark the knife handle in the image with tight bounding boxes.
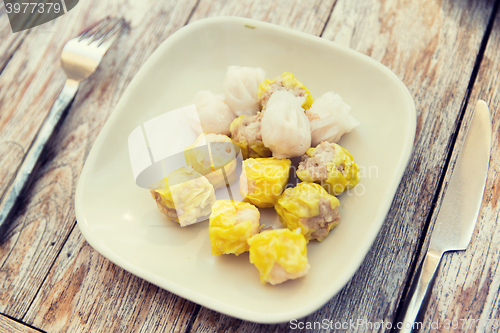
[394,250,443,332]
[0,83,78,235]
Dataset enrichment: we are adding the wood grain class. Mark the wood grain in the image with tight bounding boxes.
[24,231,199,333]
[189,0,497,331]
[0,0,199,318]
[0,0,336,332]
[0,314,42,333]
[188,0,336,35]
[0,6,28,74]
[0,7,30,200]
[0,0,499,332]
[0,0,185,201]
[419,7,500,333]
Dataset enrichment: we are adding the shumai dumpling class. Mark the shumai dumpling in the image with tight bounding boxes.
[209,200,260,256]
[261,91,311,158]
[240,157,291,208]
[230,112,272,159]
[150,167,216,226]
[306,91,360,146]
[184,133,238,189]
[296,141,360,196]
[275,182,340,241]
[248,228,310,285]
[188,90,236,135]
[223,66,266,117]
[258,72,314,110]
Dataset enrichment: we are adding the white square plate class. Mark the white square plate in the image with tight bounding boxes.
[75,17,416,323]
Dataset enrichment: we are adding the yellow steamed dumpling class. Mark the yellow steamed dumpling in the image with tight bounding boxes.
[296,141,359,196]
[150,167,216,226]
[240,157,291,208]
[248,228,310,285]
[258,72,314,110]
[209,200,260,256]
[275,182,340,241]
[230,112,272,159]
[184,133,238,189]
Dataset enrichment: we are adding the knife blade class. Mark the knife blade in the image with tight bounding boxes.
[395,100,491,332]
[429,101,491,253]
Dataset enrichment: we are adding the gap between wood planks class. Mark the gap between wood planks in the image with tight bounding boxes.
[319,0,337,37]
[0,20,30,76]
[0,39,23,77]
[1,0,209,328]
[1,313,47,333]
[17,222,77,322]
[390,0,500,330]
[3,0,340,330]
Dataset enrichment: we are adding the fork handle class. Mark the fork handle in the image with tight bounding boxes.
[0,83,78,233]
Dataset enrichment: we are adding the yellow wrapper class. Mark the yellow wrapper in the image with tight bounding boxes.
[275,182,340,241]
[151,167,216,226]
[209,200,260,256]
[230,115,272,159]
[248,228,309,284]
[184,133,238,188]
[297,142,360,195]
[258,72,314,110]
[240,157,291,208]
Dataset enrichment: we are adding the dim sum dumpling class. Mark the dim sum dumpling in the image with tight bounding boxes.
[239,157,291,208]
[230,112,272,159]
[150,167,216,226]
[275,182,340,241]
[261,91,311,158]
[188,90,236,135]
[223,66,266,117]
[296,141,360,196]
[209,200,260,256]
[306,91,360,146]
[248,228,310,285]
[258,72,314,110]
[184,133,238,189]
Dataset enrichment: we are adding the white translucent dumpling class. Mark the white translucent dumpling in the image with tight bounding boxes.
[306,91,360,146]
[261,91,311,158]
[223,66,266,117]
[188,90,236,135]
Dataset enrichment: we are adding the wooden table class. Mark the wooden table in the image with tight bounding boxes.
[0,0,499,332]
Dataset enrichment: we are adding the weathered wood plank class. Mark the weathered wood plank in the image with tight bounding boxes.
[23,230,199,333]
[188,0,497,332]
[0,314,42,333]
[419,7,500,333]
[0,6,28,74]
[188,0,336,35]
[0,0,199,318]
[1,1,337,332]
[0,7,30,200]
[0,0,184,200]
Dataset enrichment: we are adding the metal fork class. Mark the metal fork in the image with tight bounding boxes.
[0,17,127,234]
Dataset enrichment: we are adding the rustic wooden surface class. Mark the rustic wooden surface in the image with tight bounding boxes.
[0,314,41,333]
[420,5,500,332]
[0,0,499,332]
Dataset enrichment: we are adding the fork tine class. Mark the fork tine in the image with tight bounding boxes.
[89,18,120,44]
[77,20,102,40]
[78,17,109,41]
[94,18,128,49]
[85,19,116,44]
[78,16,116,43]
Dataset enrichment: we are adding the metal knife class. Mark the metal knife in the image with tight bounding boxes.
[395,100,492,332]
